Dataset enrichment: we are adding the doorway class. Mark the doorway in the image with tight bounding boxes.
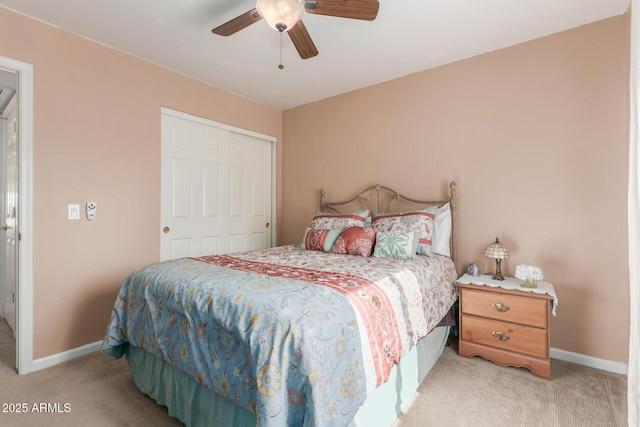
[1,70,17,339]
[0,56,34,375]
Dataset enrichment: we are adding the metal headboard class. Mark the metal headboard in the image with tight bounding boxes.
[319,181,458,262]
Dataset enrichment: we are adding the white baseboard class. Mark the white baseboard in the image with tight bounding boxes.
[30,340,102,373]
[27,342,628,377]
[551,347,628,376]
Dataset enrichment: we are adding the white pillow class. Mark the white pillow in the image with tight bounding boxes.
[432,202,452,257]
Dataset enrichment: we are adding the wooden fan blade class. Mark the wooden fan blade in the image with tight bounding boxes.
[304,0,379,21]
[212,8,262,36]
[288,21,318,59]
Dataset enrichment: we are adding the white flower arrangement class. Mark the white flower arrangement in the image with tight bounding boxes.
[515,264,543,288]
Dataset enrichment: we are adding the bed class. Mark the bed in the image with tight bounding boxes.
[102,181,459,427]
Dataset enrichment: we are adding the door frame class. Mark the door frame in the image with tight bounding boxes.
[160,107,277,255]
[0,56,34,375]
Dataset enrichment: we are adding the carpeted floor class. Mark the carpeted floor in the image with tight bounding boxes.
[0,319,628,426]
[392,340,628,427]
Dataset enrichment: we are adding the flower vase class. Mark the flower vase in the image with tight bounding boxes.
[520,278,538,288]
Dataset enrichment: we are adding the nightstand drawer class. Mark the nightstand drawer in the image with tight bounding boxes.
[460,288,548,328]
[460,315,548,359]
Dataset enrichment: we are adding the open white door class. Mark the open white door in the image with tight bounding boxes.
[160,109,274,260]
[1,94,17,336]
[0,56,34,375]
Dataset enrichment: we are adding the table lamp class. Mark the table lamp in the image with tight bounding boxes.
[484,237,510,281]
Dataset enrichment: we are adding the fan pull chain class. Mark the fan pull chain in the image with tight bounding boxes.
[278,31,284,70]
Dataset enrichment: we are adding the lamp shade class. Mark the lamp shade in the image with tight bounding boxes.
[256,0,304,32]
[484,238,510,260]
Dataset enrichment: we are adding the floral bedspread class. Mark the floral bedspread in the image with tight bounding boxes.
[101,245,457,427]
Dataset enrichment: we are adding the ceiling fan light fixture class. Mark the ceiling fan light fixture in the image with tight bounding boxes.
[256,0,304,32]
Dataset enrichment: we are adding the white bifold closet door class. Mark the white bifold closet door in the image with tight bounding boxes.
[160,109,273,261]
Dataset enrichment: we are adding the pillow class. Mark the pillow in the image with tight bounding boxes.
[371,208,436,256]
[300,228,342,252]
[330,227,376,257]
[432,202,452,257]
[310,210,369,231]
[320,209,370,218]
[372,231,419,259]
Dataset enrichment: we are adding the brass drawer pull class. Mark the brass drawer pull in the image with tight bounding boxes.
[492,331,510,341]
[492,302,510,312]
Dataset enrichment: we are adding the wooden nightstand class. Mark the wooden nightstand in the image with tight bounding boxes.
[456,274,556,380]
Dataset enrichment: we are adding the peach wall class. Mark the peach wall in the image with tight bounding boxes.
[0,7,283,358]
[0,5,630,365]
[283,15,630,363]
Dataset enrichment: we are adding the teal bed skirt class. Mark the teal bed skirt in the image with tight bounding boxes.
[126,325,450,427]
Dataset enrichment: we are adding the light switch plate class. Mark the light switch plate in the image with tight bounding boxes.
[68,204,80,220]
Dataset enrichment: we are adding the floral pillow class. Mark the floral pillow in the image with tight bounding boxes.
[371,208,436,256]
[300,228,342,252]
[310,210,369,231]
[372,231,419,259]
[330,227,376,257]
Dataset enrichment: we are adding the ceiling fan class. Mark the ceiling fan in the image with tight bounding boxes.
[212,0,380,60]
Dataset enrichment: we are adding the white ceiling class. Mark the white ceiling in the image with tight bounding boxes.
[0,0,630,110]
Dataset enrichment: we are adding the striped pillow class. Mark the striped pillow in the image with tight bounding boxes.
[300,228,342,252]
